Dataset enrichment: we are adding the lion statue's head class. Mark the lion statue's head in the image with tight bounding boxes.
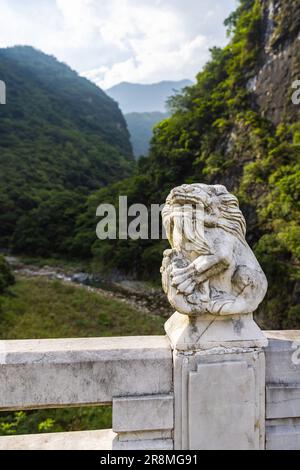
[161,184,267,317]
[162,183,247,252]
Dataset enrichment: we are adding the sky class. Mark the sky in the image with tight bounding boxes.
[0,0,237,89]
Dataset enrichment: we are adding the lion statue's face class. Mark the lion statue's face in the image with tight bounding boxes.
[162,183,247,248]
[165,184,227,226]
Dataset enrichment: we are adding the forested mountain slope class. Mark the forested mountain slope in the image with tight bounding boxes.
[80,0,300,329]
[0,46,134,254]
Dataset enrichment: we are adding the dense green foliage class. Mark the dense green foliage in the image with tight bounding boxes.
[0,46,134,254]
[0,276,164,434]
[0,407,112,436]
[76,0,299,329]
[125,112,169,158]
[0,255,14,294]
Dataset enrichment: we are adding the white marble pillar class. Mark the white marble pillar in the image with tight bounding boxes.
[166,313,267,450]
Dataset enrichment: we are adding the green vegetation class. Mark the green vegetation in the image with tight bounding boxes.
[0,408,112,436]
[74,0,299,329]
[0,277,164,339]
[0,277,165,434]
[0,255,15,294]
[0,46,134,255]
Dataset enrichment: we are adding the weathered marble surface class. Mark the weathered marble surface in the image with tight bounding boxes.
[188,361,256,450]
[265,331,300,384]
[0,429,115,450]
[113,436,173,450]
[113,394,173,432]
[267,386,300,419]
[266,418,300,451]
[112,394,174,449]
[265,331,300,450]
[0,336,172,410]
[161,184,268,316]
[173,348,265,450]
[165,311,268,351]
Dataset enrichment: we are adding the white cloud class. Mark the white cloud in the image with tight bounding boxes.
[0,0,237,88]
[90,34,209,89]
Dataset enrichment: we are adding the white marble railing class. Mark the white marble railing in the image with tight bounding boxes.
[0,336,173,450]
[265,331,300,450]
[0,331,299,450]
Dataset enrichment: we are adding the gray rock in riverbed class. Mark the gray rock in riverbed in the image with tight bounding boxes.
[71,273,91,284]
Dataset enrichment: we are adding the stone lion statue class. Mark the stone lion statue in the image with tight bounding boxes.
[161,184,268,316]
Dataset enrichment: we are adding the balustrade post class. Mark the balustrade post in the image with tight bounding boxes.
[161,183,269,450]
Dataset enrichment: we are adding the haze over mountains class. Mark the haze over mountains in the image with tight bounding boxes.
[106,79,193,114]
[107,79,192,157]
[125,111,169,158]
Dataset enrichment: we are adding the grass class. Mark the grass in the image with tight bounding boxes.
[0,277,165,339]
[0,277,165,435]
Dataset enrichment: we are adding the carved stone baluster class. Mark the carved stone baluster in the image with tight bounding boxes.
[161,183,268,450]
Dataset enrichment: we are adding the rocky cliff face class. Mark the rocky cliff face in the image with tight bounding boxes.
[250,0,300,124]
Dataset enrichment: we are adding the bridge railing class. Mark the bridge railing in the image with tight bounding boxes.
[0,336,173,450]
[0,331,299,450]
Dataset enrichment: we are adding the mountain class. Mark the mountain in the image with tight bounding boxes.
[107,80,191,158]
[77,0,300,329]
[0,46,134,255]
[125,111,169,158]
[106,80,193,114]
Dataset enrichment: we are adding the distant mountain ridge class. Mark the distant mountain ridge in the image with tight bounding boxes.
[107,79,193,114]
